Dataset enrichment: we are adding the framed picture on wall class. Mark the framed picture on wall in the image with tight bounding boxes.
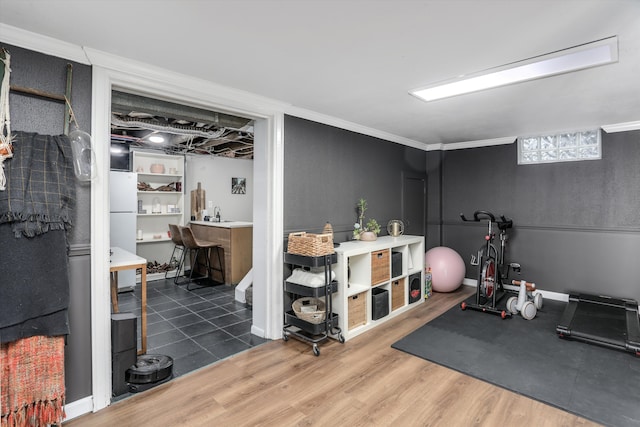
[231,177,246,194]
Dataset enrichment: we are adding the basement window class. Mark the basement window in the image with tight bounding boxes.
[518,129,601,164]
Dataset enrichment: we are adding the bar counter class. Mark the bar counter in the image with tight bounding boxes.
[189,221,253,285]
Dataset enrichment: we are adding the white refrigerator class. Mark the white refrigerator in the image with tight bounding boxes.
[110,171,138,290]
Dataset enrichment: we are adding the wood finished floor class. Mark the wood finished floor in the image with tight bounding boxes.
[65,286,599,426]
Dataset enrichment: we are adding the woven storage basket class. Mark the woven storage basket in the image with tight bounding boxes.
[348,292,366,330]
[371,249,390,285]
[287,232,334,256]
[292,297,326,324]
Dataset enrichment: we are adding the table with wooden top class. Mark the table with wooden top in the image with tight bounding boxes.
[110,246,147,355]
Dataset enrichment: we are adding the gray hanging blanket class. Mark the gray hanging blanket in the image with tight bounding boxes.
[0,131,75,237]
[0,131,74,343]
[0,225,70,343]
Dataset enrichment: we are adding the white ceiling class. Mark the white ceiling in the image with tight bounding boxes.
[1,0,639,147]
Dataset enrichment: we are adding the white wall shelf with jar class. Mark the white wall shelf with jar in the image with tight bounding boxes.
[133,150,185,281]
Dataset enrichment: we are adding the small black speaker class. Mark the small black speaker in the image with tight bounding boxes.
[112,312,137,352]
[112,313,137,396]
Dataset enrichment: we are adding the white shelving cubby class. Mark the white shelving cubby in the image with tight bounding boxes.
[133,150,185,281]
[332,235,424,341]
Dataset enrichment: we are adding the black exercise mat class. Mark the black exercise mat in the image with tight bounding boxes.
[392,296,640,427]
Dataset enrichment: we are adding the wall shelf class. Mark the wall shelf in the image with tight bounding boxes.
[137,172,182,178]
[133,150,185,277]
[138,191,182,195]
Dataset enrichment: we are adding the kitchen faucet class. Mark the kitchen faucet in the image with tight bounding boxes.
[214,206,221,222]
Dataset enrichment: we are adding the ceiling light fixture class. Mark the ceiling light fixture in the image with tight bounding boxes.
[410,36,618,102]
[148,135,165,143]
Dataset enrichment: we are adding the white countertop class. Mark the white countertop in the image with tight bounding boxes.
[334,235,424,255]
[190,220,253,229]
[110,246,147,269]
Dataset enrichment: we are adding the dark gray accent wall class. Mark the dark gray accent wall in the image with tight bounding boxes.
[426,150,443,250]
[5,43,92,244]
[438,130,640,302]
[1,43,92,402]
[283,115,427,243]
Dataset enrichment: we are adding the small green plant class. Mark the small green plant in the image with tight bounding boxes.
[353,198,380,240]
[366,218,381,235]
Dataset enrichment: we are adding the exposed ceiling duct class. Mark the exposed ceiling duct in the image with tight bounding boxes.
[110,91,255,159]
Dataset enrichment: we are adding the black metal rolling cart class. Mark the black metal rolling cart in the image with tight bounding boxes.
[283,252,344,356]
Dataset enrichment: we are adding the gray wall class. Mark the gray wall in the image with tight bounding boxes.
[426,150,443,250]
[283,115,427,242]
[437,130,640,301]
[2,43,93,401]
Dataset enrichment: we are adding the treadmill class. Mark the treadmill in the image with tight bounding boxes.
[556,293,640,356]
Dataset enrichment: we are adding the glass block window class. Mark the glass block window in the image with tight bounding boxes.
[518,129,601,164]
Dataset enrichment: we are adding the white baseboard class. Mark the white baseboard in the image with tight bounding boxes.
[234,268,253,303]
[64,396,93,422]
[462,278,476,287]
[462,278,568,302]
[251,324,266,338]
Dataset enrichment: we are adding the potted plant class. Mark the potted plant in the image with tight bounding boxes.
[353,198,381,241]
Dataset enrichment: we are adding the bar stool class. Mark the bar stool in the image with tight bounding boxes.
[179,226,225,290]
[166,224,187,284]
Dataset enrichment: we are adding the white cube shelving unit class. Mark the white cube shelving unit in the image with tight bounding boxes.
[332,235,424,341]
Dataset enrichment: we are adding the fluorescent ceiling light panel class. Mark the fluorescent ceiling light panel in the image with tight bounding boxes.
[410,36,618,102]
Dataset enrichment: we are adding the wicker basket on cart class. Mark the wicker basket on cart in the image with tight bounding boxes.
[292,297,327,324]
[287,232,334,256]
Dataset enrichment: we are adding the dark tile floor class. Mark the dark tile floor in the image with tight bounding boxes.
[116,278,267,382]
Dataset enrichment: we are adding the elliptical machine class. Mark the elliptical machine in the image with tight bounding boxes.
[460,210,520,318]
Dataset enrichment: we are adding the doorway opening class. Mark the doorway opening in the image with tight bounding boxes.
[91,64,284,412]
[108,90,264,399]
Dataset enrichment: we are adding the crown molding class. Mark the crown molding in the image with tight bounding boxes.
[601,121,640,133]
[285,105,428,151]
[0,23,90,64]
[425,143,444,151]
[440,136,517,151]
